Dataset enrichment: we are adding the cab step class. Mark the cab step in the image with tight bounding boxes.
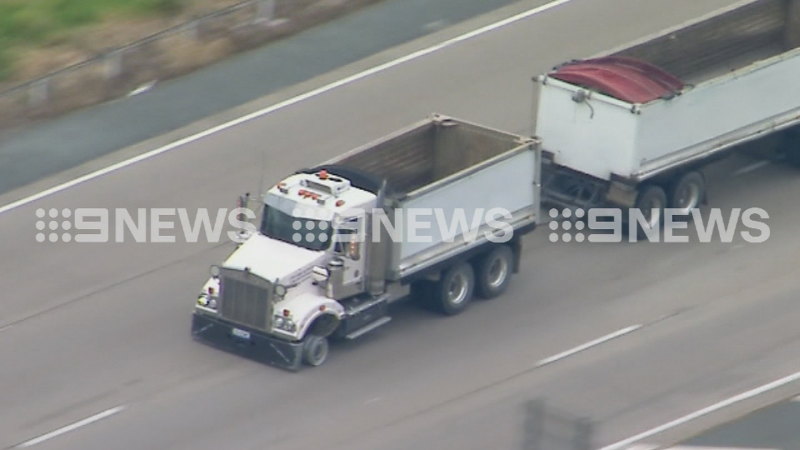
[345,316,392,340]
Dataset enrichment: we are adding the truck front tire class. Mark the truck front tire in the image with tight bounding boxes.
[302,335,329,367]
[435,262,475,315]
[475,245,513,299]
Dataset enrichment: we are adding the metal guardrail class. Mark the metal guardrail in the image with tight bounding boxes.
[0,0,368,128]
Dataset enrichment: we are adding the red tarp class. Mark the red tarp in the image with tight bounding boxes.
[550,56,684,103]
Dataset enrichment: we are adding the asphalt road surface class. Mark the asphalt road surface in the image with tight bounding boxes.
[674,397,800,449]
[3,1,800,450]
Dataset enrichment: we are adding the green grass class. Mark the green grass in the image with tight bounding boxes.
[0,0,185,80]
[0,46,12,81]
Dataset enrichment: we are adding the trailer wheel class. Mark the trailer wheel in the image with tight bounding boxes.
[669,171,705,216]
[302,335,329,367]
[632,185,666,240]
[475,245,513,299]
[435,262,475,315]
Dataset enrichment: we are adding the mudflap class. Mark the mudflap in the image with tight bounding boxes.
[191,313,303,372]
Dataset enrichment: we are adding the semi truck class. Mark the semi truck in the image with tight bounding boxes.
[191,0,800,370]
[534,0,800,232]
[192,116,541,370]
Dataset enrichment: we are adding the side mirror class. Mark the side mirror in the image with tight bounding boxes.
[237,192,251,210]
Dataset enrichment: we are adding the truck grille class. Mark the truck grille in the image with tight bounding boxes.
[219,274,271,330]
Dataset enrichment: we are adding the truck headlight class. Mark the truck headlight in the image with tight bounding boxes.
[197,293,218,309]
[273,315,296,332]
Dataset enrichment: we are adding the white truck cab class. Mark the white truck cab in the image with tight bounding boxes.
[192,116,541,370]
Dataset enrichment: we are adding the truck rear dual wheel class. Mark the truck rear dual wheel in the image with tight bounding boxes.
[632,185,667,240]
[475,245,513,299]
[435,262,475,316]
[669,171,705,216]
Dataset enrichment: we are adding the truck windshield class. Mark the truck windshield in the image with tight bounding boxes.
[260,205,332,251]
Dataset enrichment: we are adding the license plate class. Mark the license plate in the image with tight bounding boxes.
[232,328,251,340]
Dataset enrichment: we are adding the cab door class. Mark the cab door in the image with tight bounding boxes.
[334,216,366,292]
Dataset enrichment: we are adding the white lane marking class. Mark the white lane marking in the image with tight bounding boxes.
[0,324,12,333]
[17,405,126,448]
[672,447,776,450]
[600,370,800,450]
[733,160,770,176]
[630,446,775,450]
[127,81,157,97]
[423,20,448,31]
[535,325,642,368]
[364,397,382,405]
[0,0,576,217]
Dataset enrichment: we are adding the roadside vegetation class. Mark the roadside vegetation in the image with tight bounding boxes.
[0,0,235,83]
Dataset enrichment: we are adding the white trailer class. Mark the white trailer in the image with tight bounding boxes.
[192,115,540,370]
[534,0,800,227]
